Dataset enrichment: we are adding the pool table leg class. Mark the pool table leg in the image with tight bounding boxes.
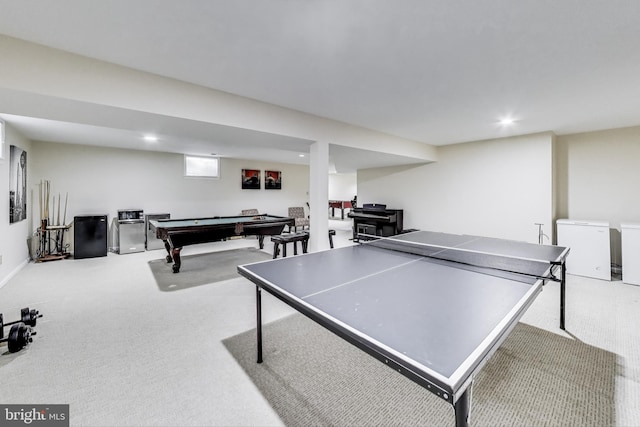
[171,247,182,273]
[258,235,265,249]
[163,240,172,263]
[162,239,183,273]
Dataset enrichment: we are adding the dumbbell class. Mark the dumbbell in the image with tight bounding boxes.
[0,308,43,337]
[0,323,35,353]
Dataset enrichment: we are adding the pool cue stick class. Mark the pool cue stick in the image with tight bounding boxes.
[47,181,51,221]
[48,181,52,253]
[38,181,43,258]
[43,180,49,255]
[38,181,43,221]
[61,192,69,253]
[41,180,45,220]
[52,195,57,251]
[45,181,50,222]
[63,192,68,226]
[57,193,61,226]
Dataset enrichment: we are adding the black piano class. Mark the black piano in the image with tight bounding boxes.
[347,204,404,241]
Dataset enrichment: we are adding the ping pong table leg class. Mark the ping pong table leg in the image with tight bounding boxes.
[560,262,566,330]
[256,285,263,363]
[454,386,471,427]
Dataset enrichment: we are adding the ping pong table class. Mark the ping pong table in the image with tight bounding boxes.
[237,230,569,427]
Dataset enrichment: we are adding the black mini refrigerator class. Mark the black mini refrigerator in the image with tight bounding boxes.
[74,215,108,259]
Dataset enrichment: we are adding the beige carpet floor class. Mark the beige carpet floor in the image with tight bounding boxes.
[148,247,271,291]
[224,313,617,427]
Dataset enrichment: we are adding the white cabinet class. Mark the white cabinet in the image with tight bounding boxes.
[621,223,640,286]
[557,219,611,281]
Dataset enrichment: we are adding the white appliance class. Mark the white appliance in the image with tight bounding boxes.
[621,222,640,286]
[557,219,611,280]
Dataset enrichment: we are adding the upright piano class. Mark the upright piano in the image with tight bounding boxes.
[348,204,404,241]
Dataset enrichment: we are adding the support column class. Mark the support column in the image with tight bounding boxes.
[309,141,329,252]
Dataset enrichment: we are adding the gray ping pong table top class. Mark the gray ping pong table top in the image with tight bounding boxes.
[392,230,567,263]
[238,230,568,401]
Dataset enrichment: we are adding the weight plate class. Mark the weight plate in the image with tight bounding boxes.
[8,323,30,353]
[21,307,30,324]
[29,310,39,327]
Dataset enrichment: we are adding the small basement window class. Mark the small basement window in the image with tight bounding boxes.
[184,155,219,178]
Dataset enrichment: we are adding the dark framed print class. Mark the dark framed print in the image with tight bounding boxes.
[265,170,282,190]
[9,145,27,223]
[242,169,261,189]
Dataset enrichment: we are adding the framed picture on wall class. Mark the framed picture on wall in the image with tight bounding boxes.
[9,145,27,223]
[265,170,282,190]
[242,169,261,189]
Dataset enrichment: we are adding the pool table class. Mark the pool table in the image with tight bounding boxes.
[149,214,294,273]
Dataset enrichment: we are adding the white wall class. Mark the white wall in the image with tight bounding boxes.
[0,123,33,286]
[358,133,555,244]
[556,126,640,224]
[5,120,640,284]
[29,141,309,252]
[556,126,640,265]
[328,173,357,201]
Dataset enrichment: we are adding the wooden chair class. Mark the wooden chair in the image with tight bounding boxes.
[287,206,309,232]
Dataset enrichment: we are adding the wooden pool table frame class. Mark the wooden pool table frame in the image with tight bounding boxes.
[149,214,294,273]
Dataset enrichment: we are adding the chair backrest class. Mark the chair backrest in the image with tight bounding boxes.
[288,207,305,219]
[241,209,259,216]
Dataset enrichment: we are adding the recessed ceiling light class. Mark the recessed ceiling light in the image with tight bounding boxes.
[143,135,158,142]
[498,117,515,126]
[299,154,305,158]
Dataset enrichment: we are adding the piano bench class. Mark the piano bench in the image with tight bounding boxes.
[356,224,377,241]
[271,231,310,258]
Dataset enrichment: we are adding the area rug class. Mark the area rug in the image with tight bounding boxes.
[148,247,271,292]
[223,314,616,427]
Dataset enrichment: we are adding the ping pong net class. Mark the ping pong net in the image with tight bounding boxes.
[361,234,559,284]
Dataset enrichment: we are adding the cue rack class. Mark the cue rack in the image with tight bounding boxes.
[36,180,71,262]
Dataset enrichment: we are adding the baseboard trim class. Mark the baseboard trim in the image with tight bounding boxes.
[0,258,29,289]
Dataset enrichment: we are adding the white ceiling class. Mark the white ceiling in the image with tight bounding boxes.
[1,0,640,170]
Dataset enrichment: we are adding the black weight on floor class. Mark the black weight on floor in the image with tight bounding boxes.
[0,308,43,336]
[21,308,42,327]
[0,323,35,353]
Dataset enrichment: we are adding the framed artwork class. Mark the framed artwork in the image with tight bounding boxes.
[9,145,27,223]
[242,169,261,189]
[265,170,282,190]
